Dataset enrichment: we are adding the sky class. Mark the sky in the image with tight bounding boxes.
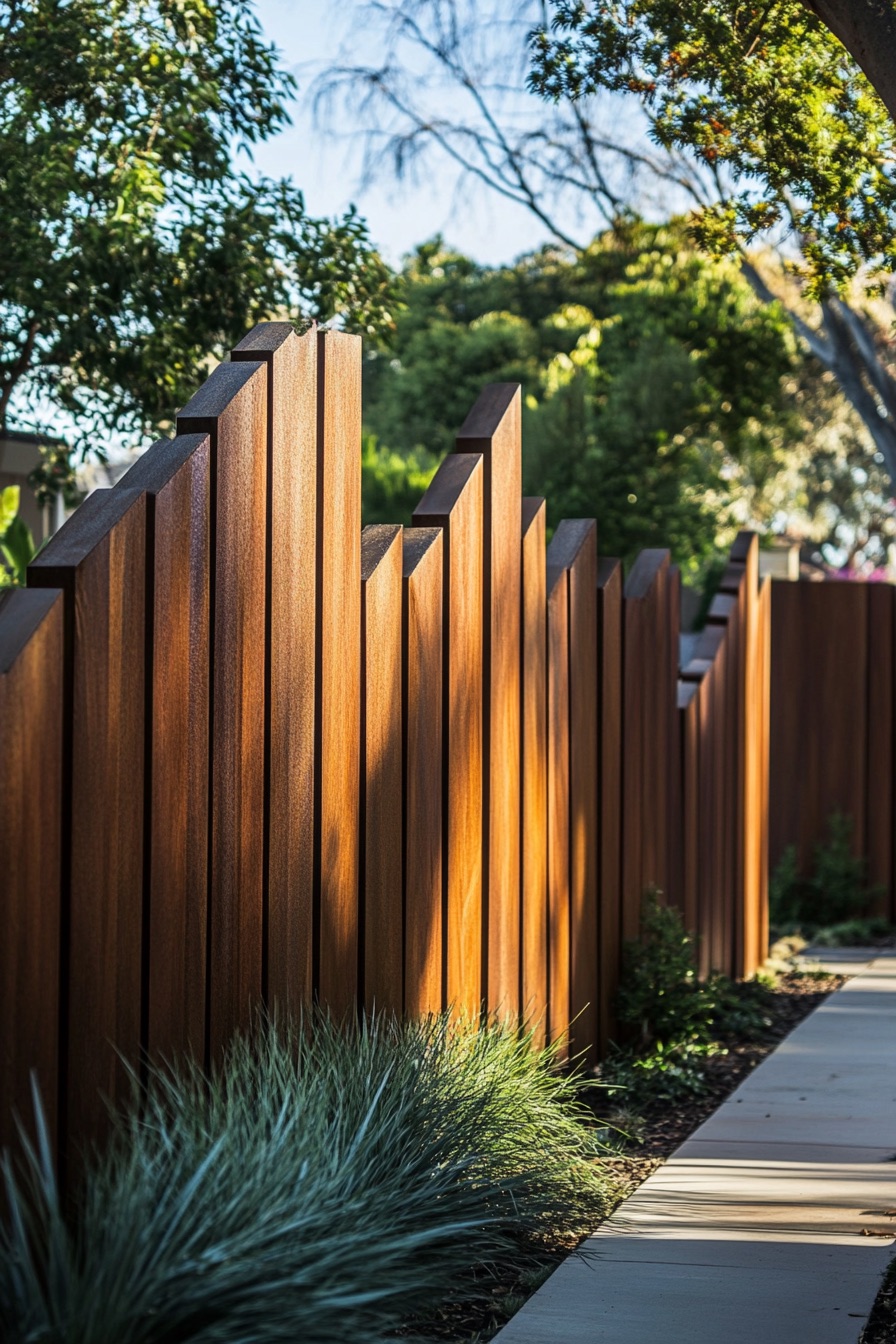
[249,0,555,267]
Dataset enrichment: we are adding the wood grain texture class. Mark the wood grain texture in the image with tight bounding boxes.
[548,520,598,1064]
[456,384,521,1016]
[0,590,63,1155]
[757,576,772,955]
[361,524,404,1013]
[738,536,763,977]
[311,331,362,1015]
[178,359,267,1055]
[666,566,683,913]
[678,679,700,945]
[30,488,146,1149]
[116,434,210,1063]
[596,558,622,1055]
[709,578,742,976]
[414,454,484,1017]
[546,565,570,1054]
[622,551,670,936]
[233,324,318,1012]
[402,527,444,1016]
[521,499,547,1045]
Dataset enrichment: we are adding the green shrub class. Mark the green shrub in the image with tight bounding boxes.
[770,813,882,931]
[616,892,711,1049]
[606,894,774,1110]
[1,1012,609,1344]
[811,916,894,947]
[601,1039,715,1106]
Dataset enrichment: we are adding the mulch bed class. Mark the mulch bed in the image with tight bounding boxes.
[407,969,844,1344]
[862,1261,896,1344]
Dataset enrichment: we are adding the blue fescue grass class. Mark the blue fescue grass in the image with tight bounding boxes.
[1,1012,610,1343]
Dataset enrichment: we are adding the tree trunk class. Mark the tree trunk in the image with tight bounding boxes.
[803,0,896,124]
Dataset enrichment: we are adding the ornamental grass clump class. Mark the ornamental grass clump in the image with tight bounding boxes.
[1,1012,608,1344]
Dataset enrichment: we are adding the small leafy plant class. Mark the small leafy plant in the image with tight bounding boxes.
[603,893,774,1107]
[770,812,885,932]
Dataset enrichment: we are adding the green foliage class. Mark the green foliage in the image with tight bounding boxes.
[770,812,882,929]
[616,891,709,1048]
[811,916,894,947]
[0,487,36,587]
[361,433,438,525]
[1,0,397,478]
[530,1,896,295]
[363,226,823,581]
[605,893,774,1106]
[1,1012,609,1343]
[602,1038,715,1106]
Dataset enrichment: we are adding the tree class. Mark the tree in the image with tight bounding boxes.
[316,0,896,491]
[530,1,896,293]
[1,0,396,495]
[362,229,896,577]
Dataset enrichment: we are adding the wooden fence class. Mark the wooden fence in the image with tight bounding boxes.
[770,579,896,920]
[1,324,770,1169]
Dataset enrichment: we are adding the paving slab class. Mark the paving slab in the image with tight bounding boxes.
[494,954,896,1344]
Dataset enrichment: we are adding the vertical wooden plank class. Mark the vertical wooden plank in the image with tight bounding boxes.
[30,489,146,1152]
[737,536,762,977]
[177,359,267,1055]
[547,566,570,1053]
[597,558,622,1056]
[621,585,644,943]
[757,575,772,957]
[456,384,521,1017]
[361,524,404,1013]
[678,680,700,942]
[117,435,210,1062]
[310,331,362,1015]
[521,499,548,1045]
[623,551,670,933]
[548,520,599,1063]
[0,590,63,1156]
[666,566,683,913]
[414,454,484,1017]
[403,527,444,1016]
[232,324,318,1012]
[866,582,893,917]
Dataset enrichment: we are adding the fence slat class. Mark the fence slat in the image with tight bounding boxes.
[403,528,444,1016]
[521,498,548,1044]
[117,434,210,1063]
[546,565,570,1053]
[770,582,868,879]
[0,590,63,1155]
[311,332,362,1014]
[178,359,267,1055]
[414,454,484,1016]
[30,489,146,1152]
[678,679,700,943]
[456,384,521,1017]
[361,524,404,1013]
[622,550,671,934]
[597,558,622,1054]
[548,520,599,1063]
[232,324,318,1012]
[866,583,894,918]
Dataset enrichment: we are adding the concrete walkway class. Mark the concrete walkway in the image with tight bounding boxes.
[495,952,896,1344]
